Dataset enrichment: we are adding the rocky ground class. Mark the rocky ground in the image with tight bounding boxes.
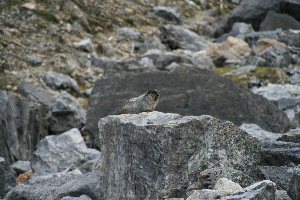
[2,0,300,199]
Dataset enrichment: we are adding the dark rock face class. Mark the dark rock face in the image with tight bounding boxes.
[0,91,48,164]
[86,67,290,147]
[5,171,101,200]
[0,157,16,198]
[280,0,300,23]
[261,141,300,166]
[227,0,282,31]
[259,11,300,31]
[47,93,86,133]
[17,82,55,113]
[94,112,262,199]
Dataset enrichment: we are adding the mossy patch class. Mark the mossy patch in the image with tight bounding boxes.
[213,66,238,75]
[32,9,59,23]
[126,17,134,26]
[213,66,288,86]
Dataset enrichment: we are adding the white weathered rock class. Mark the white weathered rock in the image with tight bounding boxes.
[214,178,243,194]
[30,128,93,175]
[240,123,282,141]
[252,84,300,101]
[75,39,95,53]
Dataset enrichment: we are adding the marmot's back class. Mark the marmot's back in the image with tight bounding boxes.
[118,90,160,114]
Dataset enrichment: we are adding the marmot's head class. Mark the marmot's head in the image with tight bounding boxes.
[146,89,160,101]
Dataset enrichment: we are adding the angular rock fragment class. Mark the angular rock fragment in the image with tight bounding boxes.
[0,91,48,163]
[0,157,16,198]
[47,93,86,133]
[42,71,78,92]
[30,128,94,175]
[93,112,262,199]
[153,6,181,24]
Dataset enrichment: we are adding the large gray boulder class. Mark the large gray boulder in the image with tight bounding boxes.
[259,11,300,31]
[17,82,55,113]
[5,171,101,200]
[226,0,282,31]
[0,91,48,164]
[0,157,16,198]
[47,93,86,133]
[85,67,290,148]
[93,112,262,199]
[30,128,98,175]
[160,25,211,51]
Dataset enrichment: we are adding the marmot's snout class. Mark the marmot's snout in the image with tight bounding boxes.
[147,89,160,96]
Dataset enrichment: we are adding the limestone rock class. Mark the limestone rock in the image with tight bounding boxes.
[0,91,48,164]
[288,168,300,200]
[187,189,229,200]
[261,140,300,166]
[17,82,55,113]
[221,180,276,200]
[252,84,300,102]
[10,160,31,175]
[42,71,78,92]
[94,112,262,199]
[0,157,16,198]
[61,195,92,200]
[214,178,243,194]
[258,165,294,190]
[153,6,181,24]
[5,171,101,200]
[160,24,211,51]
[47,93,86,133]
[206,36,251,67]
[116,27,141,40]
[257,38,287,53]
[30,128,94,175]
[276,190,292,200]
[277,129,300,143]
[199,167,255,189]
[259,44,291,68]
[75,39,95,53]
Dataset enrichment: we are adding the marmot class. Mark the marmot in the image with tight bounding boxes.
[118,90,160,114]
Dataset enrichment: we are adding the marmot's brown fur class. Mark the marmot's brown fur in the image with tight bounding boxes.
[118,90,160,114]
